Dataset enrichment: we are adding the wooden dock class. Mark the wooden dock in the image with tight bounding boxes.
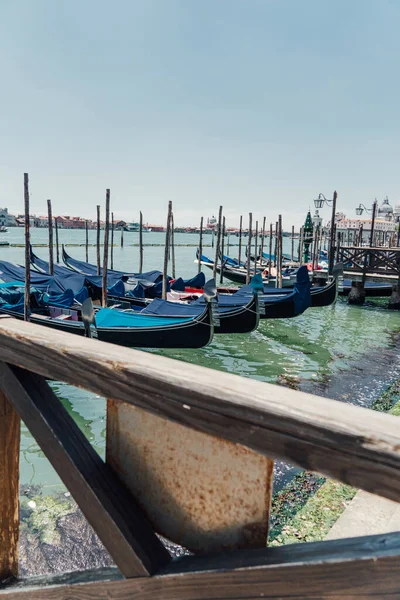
[0,317,399,597]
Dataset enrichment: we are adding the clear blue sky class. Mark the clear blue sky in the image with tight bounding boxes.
[0,0,399,227]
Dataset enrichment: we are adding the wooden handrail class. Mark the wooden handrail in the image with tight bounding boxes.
[0,317,399,502]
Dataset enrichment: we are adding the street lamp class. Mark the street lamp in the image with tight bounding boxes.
[313,193,330,209]
[313,191,338,275]
[354,200,378,247]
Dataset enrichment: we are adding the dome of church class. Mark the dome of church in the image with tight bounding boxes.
[378,197,393,216]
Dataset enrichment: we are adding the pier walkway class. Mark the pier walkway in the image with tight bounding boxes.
[326,490,400,540]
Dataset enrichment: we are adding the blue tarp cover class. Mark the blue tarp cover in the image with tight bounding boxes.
[95,308,193,328]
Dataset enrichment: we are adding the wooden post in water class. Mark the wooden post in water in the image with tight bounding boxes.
[47,199,54,275]
[220,216,226,284]
[24,173,30,322]
[276,215,283,288]
[246,213,252,285]
[213,206,223,280]
[110,212,114,270]
[254,220,258,275]
[198,216,203,273]
[139,212,143,273]
[85,220,89,263]
[298,226,304,264]
[170,212,176,279]
[96,205,101,276]
[336,232,341,264]
[268,222,273,277]
[102,190,110,307]
[291,225,295,262]
[260,216,266,266]
[273,221,278,267]
[54,216,60,263]
[162,201,172,299]
[238,215,243,265]
[120,225,124,248]
[227,231,230,256]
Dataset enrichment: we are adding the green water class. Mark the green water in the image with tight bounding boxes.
[2,228,400,491]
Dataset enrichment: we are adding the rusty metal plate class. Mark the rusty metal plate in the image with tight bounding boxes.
[106,399,273,553]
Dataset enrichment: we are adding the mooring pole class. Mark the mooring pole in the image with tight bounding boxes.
[24,173,30,322]
[369,200,377,249]
[85,220,89,263]
[54,216,60,263]
[238,215,243,265]
[120,225,124,248]
[102,190,110,307]
[328,190,338,275]
[47,199,54,275]
[162,201,172,299]
[291,225,294,262]
[274,221,278,267]
[246,213,252,285]
[336,232,341,264]
[96,205,101,276]
[299,226,304,264]
[220,216,226,284]
[260,216,266,266]
[213,205,223,280]
[110,212,114,270]
[268,222,273,277]
[198,216,203,273]
[139,211,143,273]
[277,214,283,288]
[254,220,258,275]
[170,212,176,279]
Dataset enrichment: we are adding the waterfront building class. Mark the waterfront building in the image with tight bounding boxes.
[0,207,17,227]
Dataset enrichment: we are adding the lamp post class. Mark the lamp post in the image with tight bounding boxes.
[314,191,337,275]
[355,199,378,248]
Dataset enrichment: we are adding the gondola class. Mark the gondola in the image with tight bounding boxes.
[339,279,393,298]
[138,292,260,334]
[31,251,261,334]
[212,264,339,308]
[31,251,259,334]
[197,250,296,287]
[0,285,214,349]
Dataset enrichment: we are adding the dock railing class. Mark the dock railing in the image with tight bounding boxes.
[0,315,399,598]
[336,245,400,277]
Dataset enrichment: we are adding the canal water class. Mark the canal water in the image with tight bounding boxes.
[1,227,400,493]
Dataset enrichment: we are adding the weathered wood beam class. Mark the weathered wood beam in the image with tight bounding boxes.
[0,319,399,502]
[0,363,170,578]
[1,532,399,598]
[0,390,20,582]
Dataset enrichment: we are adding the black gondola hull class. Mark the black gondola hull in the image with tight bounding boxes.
[215,294,259,334]
[310,278,337,307]
[0,305,214,349]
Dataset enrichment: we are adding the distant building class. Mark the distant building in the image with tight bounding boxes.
[55,216,90,229]
[0,207,17,227]
[378,197,393,220]
[33,216,49,228]
[312,209,322,229]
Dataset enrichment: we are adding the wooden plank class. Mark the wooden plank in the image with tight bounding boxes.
[0,363,170,578]
[1,532,400,598]
[0,318,400,502]
[106,400,273,552]
[0,390,20,582]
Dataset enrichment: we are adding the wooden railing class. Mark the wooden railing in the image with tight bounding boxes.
[0,315,399,598]
[336,246,400,276]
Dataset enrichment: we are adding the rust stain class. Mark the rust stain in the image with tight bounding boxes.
[106,402,274,553]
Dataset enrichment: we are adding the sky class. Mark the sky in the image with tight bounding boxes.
[0,0,400,228]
